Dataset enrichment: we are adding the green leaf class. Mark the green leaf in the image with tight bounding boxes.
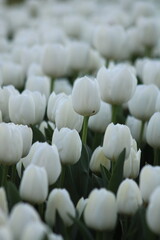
[91,174,103,189]
[108,149,125,194]
[44,123,54,144]
[31,125,46,143]
[5,181,21,212]
[69,215,93,240]
[72,144,90,199]
[126,206,157,240]
[100,165,111,188]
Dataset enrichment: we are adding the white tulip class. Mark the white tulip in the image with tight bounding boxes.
[8,203,40,240]
[97,65,137,105]
[128,84,159,121]
[0,226,12,240]
[18,125,33,157]
[139,165,160,202]
[22,222,48,240]
[117,179,142,215]
[0,188,8,216]
[55,95,83,133]
[20,165,48,204]
[103,123,132,161]
[71,76,101,116]
[76,197,88,218]
[54,79,72,95]
[52,128,82,165]
[45,189,75,227]
[84,188,117,231]
[146,112,160,148]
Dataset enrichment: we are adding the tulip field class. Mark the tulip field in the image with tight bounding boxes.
[1,0,160,239]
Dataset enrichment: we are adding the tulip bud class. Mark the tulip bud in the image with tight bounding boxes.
[9,90,46,125]
[89,146,111,173]
[88,101,111,133]
[71,76,101,116]
[84,188,117,231]
[27,63,43,77]
[55,95,83,133]
[123,139,141,179]
[103,123,132,161]
[45,188,75,227]
[31,142,61,185]
[20,165,48,204]
[22,222,48,240]
[48,233,63,240]
[117,179,142,215]
[0,123,23,165]
[97,65,137,105]
[128,84,159,121]
[25,75,51,100]
[8,203,40,240]
[139,165,160,202]
[146,112,160,149]
[52,128,82,165]
[0,85,19,122]
[146,186,160,235]
[41,44,68,78]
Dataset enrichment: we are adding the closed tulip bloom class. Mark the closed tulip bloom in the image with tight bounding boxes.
[0,209,7,226]
[90,146,111,173]
[146,112,160,148]
[22,222,48,240]
[0,123,23,165]
[41,44,68,78]
[8,203,40,240]
[20,165,48,204]
[155,93,160,112]
[117,179,142,215]
[88,101,112,133]
[18,125,33,157]
[71,76,101,116]
[31,142,61,185]
[25,75,51,100]
[146,187,160,235]
[47,92,68,123]
[45,189,75,227]
[0,85,19,122]
[139,165,160,202]
[103,123,132,161]
[55,96,83,133]
[48,233,63,240]
[9,90,46,125]
[52,128,82,165]
[84,188,117,231]
[97,65,137,105]
[128,84,159,121]
[123,139,141,179]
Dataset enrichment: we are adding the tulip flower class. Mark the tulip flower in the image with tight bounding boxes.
[45,189,75,227]
[84,188,117,231]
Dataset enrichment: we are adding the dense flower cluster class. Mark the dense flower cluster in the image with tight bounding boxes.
[0,0,160,239]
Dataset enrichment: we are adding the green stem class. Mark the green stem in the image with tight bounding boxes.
[96,231,112,240]
[82,116,89,144]
[51,78,55,93]
[11,165,16,184]
[138,120,145,148]
[59,165,66,188]
[154,148,159,166]
[1,165,8,186]
[112,105,118,124]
